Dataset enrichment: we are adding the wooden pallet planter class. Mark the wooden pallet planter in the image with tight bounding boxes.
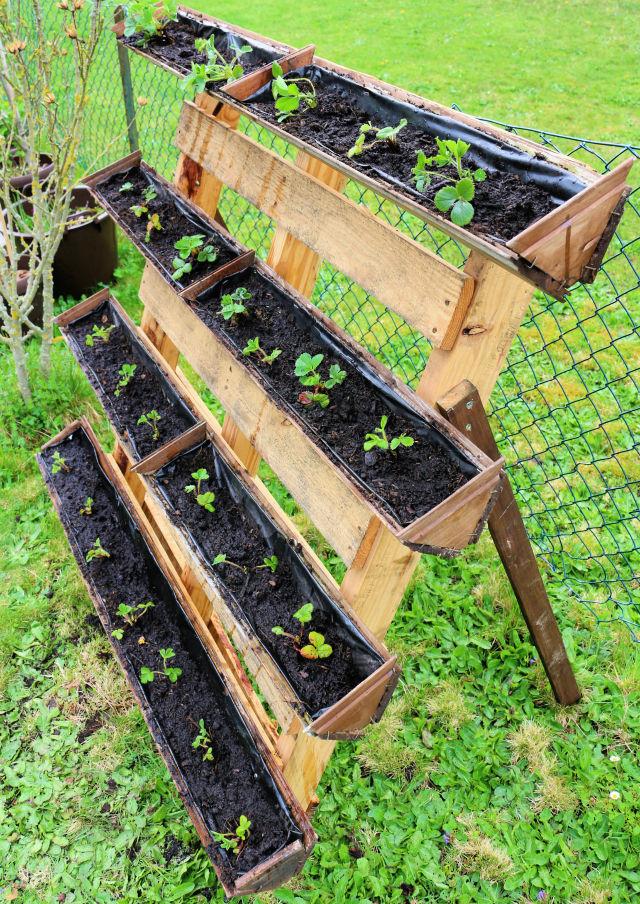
[115,4,633,297]
[137,259,503,560]
[38,419,316,897]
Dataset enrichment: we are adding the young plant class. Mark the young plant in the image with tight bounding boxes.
[347,117,407,158]
[213,815,251,856]
[137,409,161,441]
[85,324,115,347]
[270,61,317,122]
[272,602,313,638]
[294,352,346,408]
[145,213,162,241]
[257,555,279,574]
[299,631,333,660]
[192,719,215,762]
[212,553,247,572]
[185,468,216,513]
[114,363,137,397]
[411,138,487,226]
[139,647,182,684]
[184,38,252,92]
[51,451,69,474]
[79,496,94,516]
[123,0,178,46]
[85,538,110,562]
[242,337,282,366]
[112,599,154,641]
[129,203,148,218]
[218,287,251,320]
[142,186,157,204]
[172,234,218,280]
[119,181,134,193]
[363,415,414,453]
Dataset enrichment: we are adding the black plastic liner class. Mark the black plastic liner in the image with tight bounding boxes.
[63,296,197,461]
[39,425,302,879]
[89,163,241,290]
[123,10,280,77]
[196,266,480,526]
[153,436,385,721]
[243,65,586,211]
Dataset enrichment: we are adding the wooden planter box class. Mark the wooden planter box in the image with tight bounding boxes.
[112,4,295,80]
[221,60,632,297]
[37,419,315,897]
[139,256,504,561]
[132,421,401,739]
[55,289,199,465]
[85,151,253,294]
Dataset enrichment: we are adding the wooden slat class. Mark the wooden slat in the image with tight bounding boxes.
[175,101,476,350]
[417,251,536,405]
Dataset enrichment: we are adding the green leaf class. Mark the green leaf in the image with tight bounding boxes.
[450,199,475,226]
[456,177,476,201]
[434,186,458,212]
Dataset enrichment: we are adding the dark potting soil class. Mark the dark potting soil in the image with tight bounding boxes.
[41,432,297,879]
[122,18,276,78]
[96,167,237,287]
[247,80,558,243]
[191,269,472,527]
[66,304,195,460]
[156,443,381,717]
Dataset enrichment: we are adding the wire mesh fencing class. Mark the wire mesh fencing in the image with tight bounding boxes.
[75,23,640,634]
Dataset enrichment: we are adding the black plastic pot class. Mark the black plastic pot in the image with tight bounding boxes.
[9,152,54,195]
[53,186,118,298]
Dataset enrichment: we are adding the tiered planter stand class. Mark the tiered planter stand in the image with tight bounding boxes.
[38,10,634,894]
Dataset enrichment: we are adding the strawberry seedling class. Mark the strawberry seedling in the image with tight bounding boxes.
[257,555,279,574]
[85,538,110,562]
[51,451,70,474]
[192,719,215,762]
[242,337,282,365]
[270,61,317,122]
[79,496,94,516]
[294,352,346,408]
[363,415,414,453]
[185,468,215,513]
[123,0,177,46]
[300,630,333,660]
[145,212,162,241]
[119,181,134,193]
[218,287,251,320]
[213,815,251,856]
[114,363,137,397]
[139,647,182,684]
[184,38,252,92]
[347,117,407,158]
[212,553,247,572]
[137,409,161,441]
[172,233,218,280]
[411,137,486,226]
[85,323,115,347]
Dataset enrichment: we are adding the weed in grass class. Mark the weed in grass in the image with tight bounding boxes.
[426,680,470,732]
[453,831,514,883]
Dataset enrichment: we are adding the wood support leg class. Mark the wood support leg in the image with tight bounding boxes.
[437,380,580,705]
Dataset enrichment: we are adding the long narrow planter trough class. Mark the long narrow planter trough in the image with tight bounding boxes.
[133,421,401,739]
[139,249,504,560]
[114,3,632,297]
[37,420,315,897]
[85,151,253,294]
[55,289,198,464]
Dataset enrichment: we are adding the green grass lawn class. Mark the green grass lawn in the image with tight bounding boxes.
[2,2,640,902]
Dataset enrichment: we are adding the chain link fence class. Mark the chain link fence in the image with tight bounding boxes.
[77,24,640,634]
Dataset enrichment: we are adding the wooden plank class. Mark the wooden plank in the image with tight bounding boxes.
[266,150,347,295]
[417,251,536,406]
[341,517,420,638]
[437,380,581,706]
[175,101,477,349]
[140,310,180,369]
